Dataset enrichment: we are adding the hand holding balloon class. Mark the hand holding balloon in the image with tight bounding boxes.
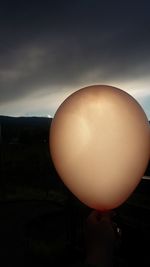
[50,85,150,210]
[85,210,117,266]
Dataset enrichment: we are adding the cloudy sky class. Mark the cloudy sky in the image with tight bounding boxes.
[0,1,150,118]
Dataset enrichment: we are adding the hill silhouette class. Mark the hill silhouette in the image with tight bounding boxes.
[0,115,62,195]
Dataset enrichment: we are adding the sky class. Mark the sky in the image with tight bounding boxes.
[0,1,150,119]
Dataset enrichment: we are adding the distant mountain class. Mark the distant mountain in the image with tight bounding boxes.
[0,115,61,190]
[0,115,52,127]
[0,115,52,144]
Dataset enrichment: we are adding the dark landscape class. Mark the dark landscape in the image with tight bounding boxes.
[0,115,150,266]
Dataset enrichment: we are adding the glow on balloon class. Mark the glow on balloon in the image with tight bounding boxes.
[49,85,150,210]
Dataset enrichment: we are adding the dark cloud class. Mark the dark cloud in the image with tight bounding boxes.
[1,1,150,104]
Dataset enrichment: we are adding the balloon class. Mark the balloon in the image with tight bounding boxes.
[49,85,150,210]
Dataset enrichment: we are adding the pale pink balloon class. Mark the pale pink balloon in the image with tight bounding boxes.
[49,85,150,210]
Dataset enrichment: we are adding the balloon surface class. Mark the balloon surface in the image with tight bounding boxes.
[49,85,150,210]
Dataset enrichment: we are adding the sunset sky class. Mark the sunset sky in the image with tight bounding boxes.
[0,1,150,119]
